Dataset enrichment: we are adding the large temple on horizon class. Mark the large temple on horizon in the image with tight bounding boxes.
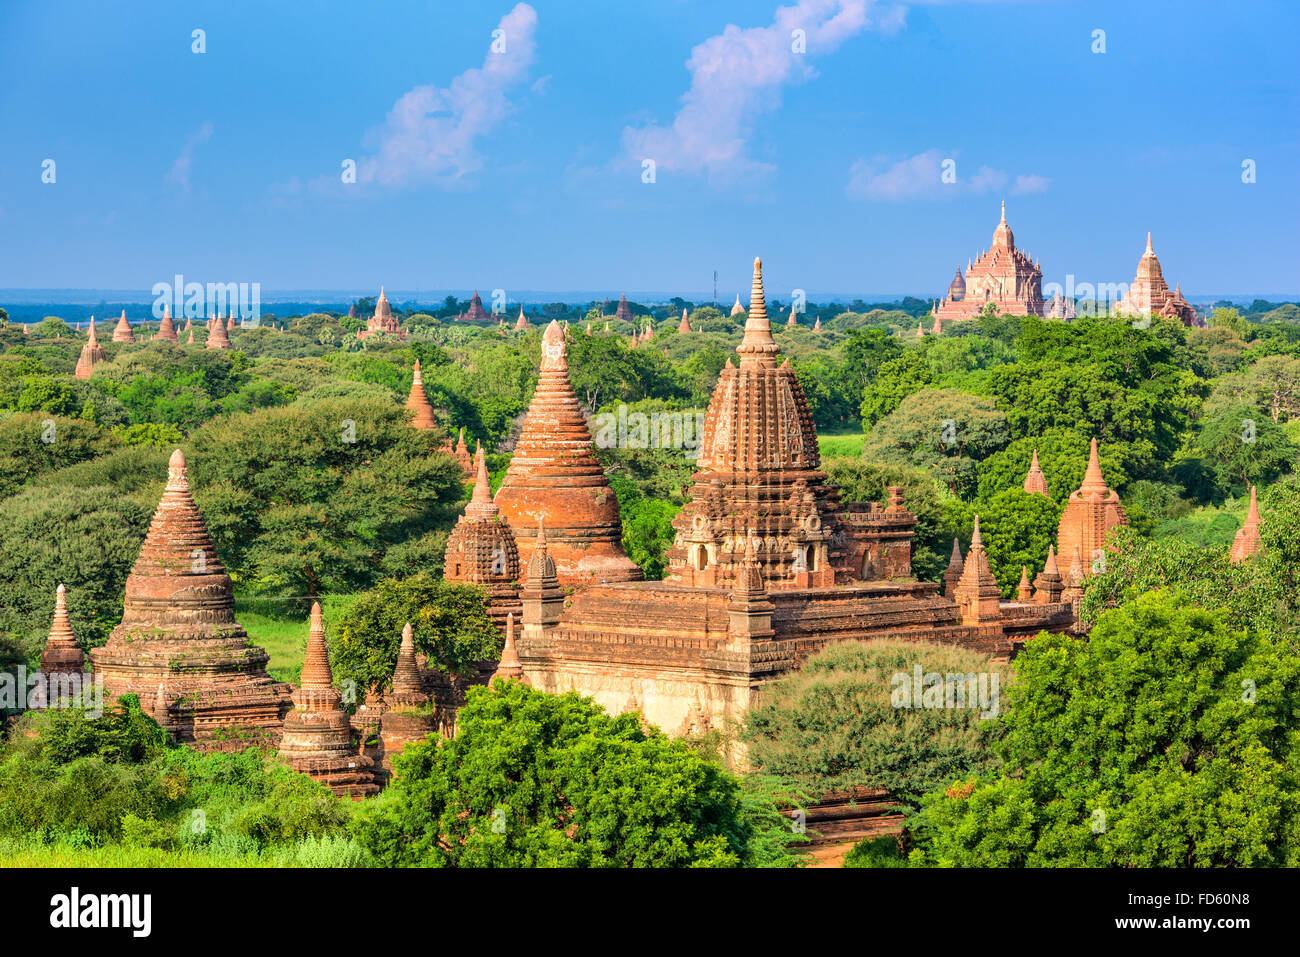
[1110,233,1201,326]
[932,201,1045,322]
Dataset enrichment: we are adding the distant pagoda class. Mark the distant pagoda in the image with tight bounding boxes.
[41,584,85,675]
[74,316,107,379]
[494,320,643,584]
[615,294,633,323]
[156,305,179,342]
[205,314,232,350]
[90,450,292,750]
[357,286,405,340]
[933,201,1045,322]
[405,360,438,431]
[1229,486,1263,563]
[112,310,135,344]
[462,290,491,322]
[1111,233,1199,326]
[1022,450,1049,496]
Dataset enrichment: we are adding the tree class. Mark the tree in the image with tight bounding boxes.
[1187,401,1298,496]
[0,414,116,499]
[0,484,152,650]
[350,680,795,867]
[859,352,931,427]
[331,574,501,695]
[908,591,1300,866]
[742,640,1006,804]
[948,489,1062,595]
[862,388,1009,499]
[188,399,464,595]
[974,428,1129,502]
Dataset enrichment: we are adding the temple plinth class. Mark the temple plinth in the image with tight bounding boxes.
[933,201,1045,322]
[90,449,292,750]
[278,603,378,798]
[493,320,643,584]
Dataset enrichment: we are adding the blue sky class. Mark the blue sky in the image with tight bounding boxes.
[1,0,1296,299]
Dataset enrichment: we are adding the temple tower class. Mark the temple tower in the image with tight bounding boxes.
[358,286,404,339]
[74,317,107,380]
[405,360,438,431]
[942,538,964,598]
[934,201,1045,322]
[1056,438,1128,577]
[514,307,528,331]
[1229,486,1263,563]
[490,613,530,686]
[463,290,490,322]
[205,314,231,350]
[90,450,292,749]
[1112,233,1199,326]
[665,257,840,590]
[41,584,85,675]
[444,442,523,632]
[1022,450,1049,496]
[731,294,745,317]
[951,516,1002,625]
[112,310,135,344]
[156,305,179,342]
[494,321,643,583]
[1032,544,1064,604]
[278,603,378,798]
[615,294,633,324]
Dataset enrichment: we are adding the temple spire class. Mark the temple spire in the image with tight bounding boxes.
[300,601,333,690]
[491,613,529,685]
[391,623,423,695]
[1230,485,1263,563]
[1023,449,1049,496]
[736,257,779,368]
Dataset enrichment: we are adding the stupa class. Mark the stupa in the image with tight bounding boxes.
[112,310,135,344]
[942,537,964,597]
[1055,439,1127,578]
[489,613,529,686]
[730,294,745,317]
[205,314,231,350]
[41,584,85,675]
[371,623,438,780]
[951,516,1001,625]
[90,450,292,749]
[453,428,473,477]
[156,305,179,342]
[74,316,107,379]
[444,442,523,632]
[615,294,633,323]
[461,290,491,322]
[514,307,528,331]
[678,311,692,333]
[1031,544,1064,603]
[1229,486,1263,563]
[787,308,798,328]
[1111,233,1200,326]
[1022,450,1049,496]
[493,320,643,583]
[405,360,438,431]
[933,201,1045,322]
[513,257,1074,735]
[278,603,378,798]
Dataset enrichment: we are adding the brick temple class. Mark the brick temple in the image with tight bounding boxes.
[90,449,292,750]
[1111,233,1200,326]
[933,202,1045,322]
[493,318,643,585]
[511,257,1071,737]
[357,286,406,340]
[74,316,106,379]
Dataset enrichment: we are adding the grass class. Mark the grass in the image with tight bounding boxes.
[235,592,360,683]
[818,429,865,460]
[843,834,910,868]
[0,842,273,868]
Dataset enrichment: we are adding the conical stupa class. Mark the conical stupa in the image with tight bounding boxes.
[90,450,292,749]
[112,310,135,344]
[445,441,522,632]
[156,304,179,342]
[731,293,745,317]
[405,359,438,431]
[41,583,85,675]
[278,602,378,797]
[1229,485,1263,563]
[1022,449,1049,496]
[206,313,232,350]
[1056,438,1127,575]
[494,320,643,583]
[489,613,529,686]
[74,316,107,380]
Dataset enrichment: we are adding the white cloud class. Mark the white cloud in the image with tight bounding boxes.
[622,0,904,183]
[167,121,214,192]
[360,3,538,187]
[1011,173,1051,195]
[846,148,1047,201]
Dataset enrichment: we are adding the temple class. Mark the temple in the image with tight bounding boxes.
[1055,439,1129,577]
[112,310,135,344]
[730,294,745,317]
[1111,233,1200,326]
[156,305,179,342]
[1229,486,1263,563]
[615,294,633,323]
[205,315,231,350]
[74,317,107,379]
[90,450,292,749]
[493,320,643,584]
[41,584,85,675]
[933,202,1045,322]
[510,257,1072,737]
[357,287,406,340]
[460,290,491,322]
[443,442,523,632]
[278,603,379,798]
[1022,450,1049,496]
[514,307,528,331]
[405,360,438,431]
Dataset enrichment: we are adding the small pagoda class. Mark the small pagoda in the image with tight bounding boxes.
[156,305,179,342]
[1055,439,1128,580]
[112,310,136,344]
[615,294,633,323]
[405,360,438,431]
[1022,450,1049,496]
[41,584,85,675]
[74,317,107,379]
[444,442,522,632]
[1229,486,1263,563]
[278,602,378,798]
[90,450,292,749]
[205,315,232,350]
[461,290,491,322]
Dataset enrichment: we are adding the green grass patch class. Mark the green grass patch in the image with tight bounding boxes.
[843,834,909,868]
[818,430,865,460]
[235,593,360,683]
